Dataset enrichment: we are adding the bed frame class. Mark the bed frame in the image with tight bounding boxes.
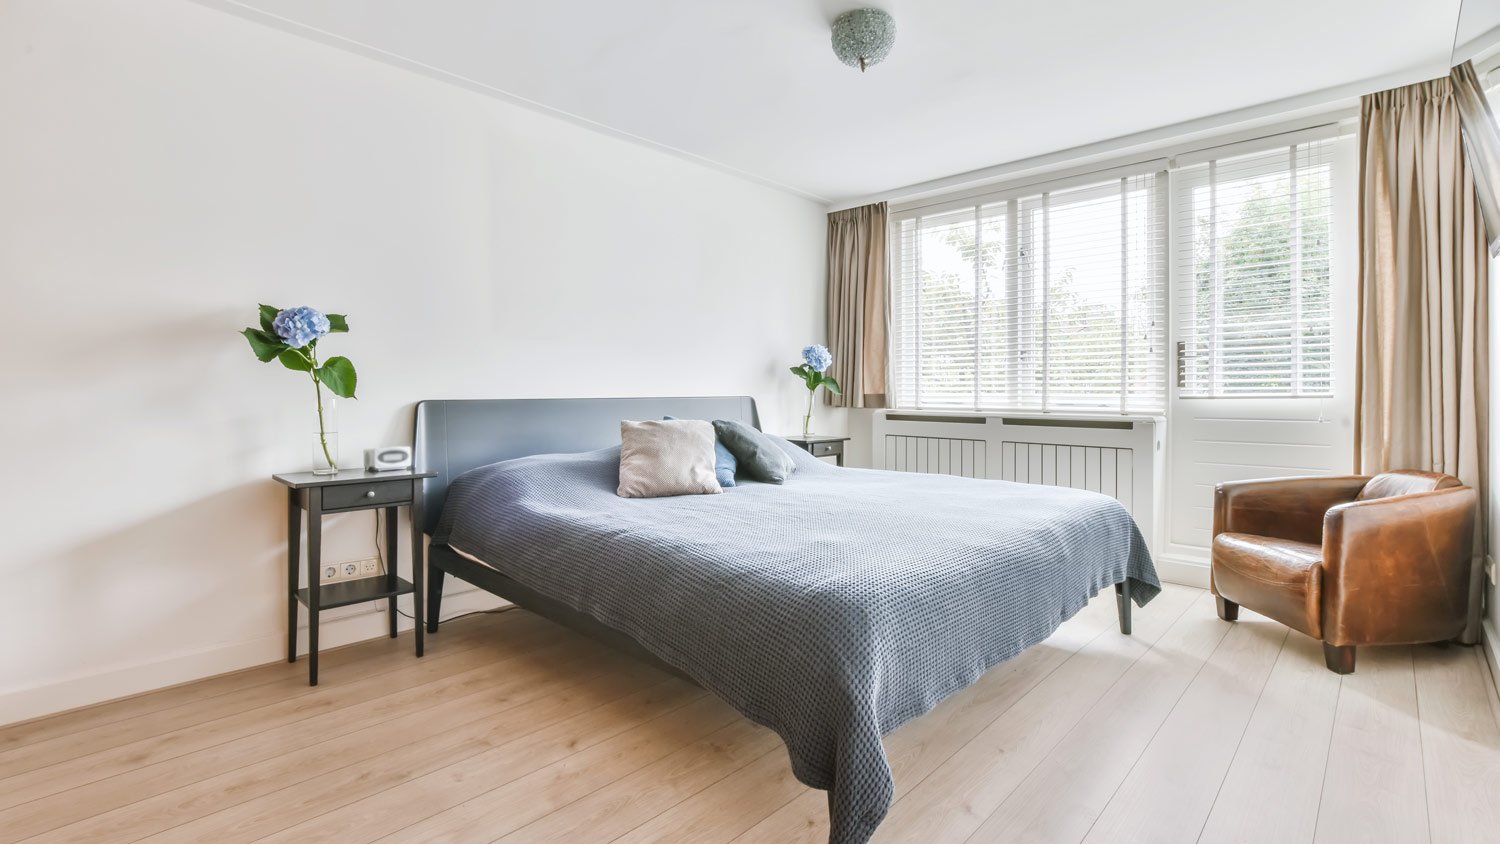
[412,394,1132,670]
[412,396,762,677]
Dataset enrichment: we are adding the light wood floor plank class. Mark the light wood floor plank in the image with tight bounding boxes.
[1314,646,1429,844]
[353,692,742,844]
[495,717,783,842]
[16,638,639,843]
[965,591,1235,844]
[5,592,1499,844]
[1413,645,1500,844]
[212,677,707,844]
[137,673,696,844]
[864,585,1200,843]
[0,616,508,780]
[1079,609,1287,844]
[612,746,806,844]
[0,620,549,813]
[0,611,506,755]
[1197,632,1342,844]
[731,585,1140,844]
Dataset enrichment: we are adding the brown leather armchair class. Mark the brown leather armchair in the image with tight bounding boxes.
[1210,471,1476,674]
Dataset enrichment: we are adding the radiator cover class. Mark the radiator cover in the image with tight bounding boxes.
[873,412,1164,552]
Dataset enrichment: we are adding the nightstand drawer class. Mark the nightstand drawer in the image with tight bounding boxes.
[321,480,413,511]
[811,441,842,457]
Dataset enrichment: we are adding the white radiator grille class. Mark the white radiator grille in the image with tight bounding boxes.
[872,412,1164,552]
[1000,442,1134,510]
[884,435,988,477]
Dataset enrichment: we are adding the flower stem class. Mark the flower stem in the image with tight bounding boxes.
[309,349,335,472]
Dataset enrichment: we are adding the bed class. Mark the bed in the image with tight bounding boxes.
[414,396,1159,844]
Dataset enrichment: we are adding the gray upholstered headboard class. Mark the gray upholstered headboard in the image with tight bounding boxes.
[412,395,761,535]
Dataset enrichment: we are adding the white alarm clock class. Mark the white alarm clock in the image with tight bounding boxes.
[364,445,413,472]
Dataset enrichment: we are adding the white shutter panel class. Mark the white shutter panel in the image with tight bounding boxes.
[1174,139,1336,397]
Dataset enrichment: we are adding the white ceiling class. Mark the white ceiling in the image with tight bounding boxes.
[219,0,1462,204]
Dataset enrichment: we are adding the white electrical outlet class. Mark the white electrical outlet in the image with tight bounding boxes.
[320,557,383,583]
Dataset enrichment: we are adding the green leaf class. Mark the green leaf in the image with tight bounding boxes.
[242,328,286,362]
[277,348,314,372]
[258,304,280,334]
[822,375,843,395]
[325,313,349,333]
[317,356,357,398]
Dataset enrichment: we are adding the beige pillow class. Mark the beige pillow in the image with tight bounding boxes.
[617,419,723,498]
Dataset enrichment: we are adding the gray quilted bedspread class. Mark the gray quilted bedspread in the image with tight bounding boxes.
[432,438,1159,844]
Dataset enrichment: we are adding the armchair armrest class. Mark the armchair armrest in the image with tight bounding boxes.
[1321,486,1477,646]
[1213,476,1369,545]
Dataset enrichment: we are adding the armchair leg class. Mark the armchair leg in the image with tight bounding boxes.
[1323,643,1356,675]
[1215,596,1239,622]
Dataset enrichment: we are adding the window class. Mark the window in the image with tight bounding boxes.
[890,170,1168,413]
[1174,140,1334,397]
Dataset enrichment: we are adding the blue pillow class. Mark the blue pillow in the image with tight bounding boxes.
[664,416,736,487]
[711,419,796,484]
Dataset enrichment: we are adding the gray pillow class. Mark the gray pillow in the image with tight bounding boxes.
[617,420,722,498]
[712,419,796,484]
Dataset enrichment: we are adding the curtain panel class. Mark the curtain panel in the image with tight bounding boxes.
[1356,74,1490,641]
[826,202,889,408]
[1451,62,1500,256]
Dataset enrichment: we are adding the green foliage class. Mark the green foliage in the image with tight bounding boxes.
[790,364,842,395]
[242,305,360,398]
[241,328,284,362]
[276,347,313,372]
[316,356,357,398]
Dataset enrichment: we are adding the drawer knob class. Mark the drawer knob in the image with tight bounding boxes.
[365,490,377,498]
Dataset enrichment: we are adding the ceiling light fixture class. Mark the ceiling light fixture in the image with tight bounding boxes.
[831,8,895,73]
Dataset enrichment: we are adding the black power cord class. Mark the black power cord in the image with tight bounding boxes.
[374,509,519,628]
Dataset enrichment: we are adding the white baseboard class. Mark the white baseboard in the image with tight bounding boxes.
[1155,552,1211,588]
[0,585,505,728]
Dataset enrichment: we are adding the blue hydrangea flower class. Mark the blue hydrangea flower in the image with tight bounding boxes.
[272,306,331,349]
[803,344,833,373]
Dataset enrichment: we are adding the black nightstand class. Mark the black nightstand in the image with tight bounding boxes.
[273,468,437,685]
[782,434,851,467]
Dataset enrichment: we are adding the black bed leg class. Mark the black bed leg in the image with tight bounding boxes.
[427,563,445,634]
[1115,581,1132,635]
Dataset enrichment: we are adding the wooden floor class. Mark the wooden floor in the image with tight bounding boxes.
[4,585,1500,843]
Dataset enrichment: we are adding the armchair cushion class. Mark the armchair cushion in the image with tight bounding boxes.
[1212,533,1323,638]
[1356,470,1461,501]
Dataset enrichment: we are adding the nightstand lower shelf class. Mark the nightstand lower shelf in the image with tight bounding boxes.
[296,576,414,610]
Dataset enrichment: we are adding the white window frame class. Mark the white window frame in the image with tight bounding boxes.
[1171,136,1337,399]
[888,163,1169,416]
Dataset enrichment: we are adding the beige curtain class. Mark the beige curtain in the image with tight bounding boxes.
[1451,61,1500,256]
[826,202,889,408]
[1357,74,1490,641]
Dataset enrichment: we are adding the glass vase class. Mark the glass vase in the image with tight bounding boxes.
[803,390,815,437]
[311,397,340,475]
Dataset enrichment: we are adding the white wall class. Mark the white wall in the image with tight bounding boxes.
[0,0,833,724]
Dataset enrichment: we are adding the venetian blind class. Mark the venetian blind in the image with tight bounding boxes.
[890,170,1168,413]
[1174,139,1335,397]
